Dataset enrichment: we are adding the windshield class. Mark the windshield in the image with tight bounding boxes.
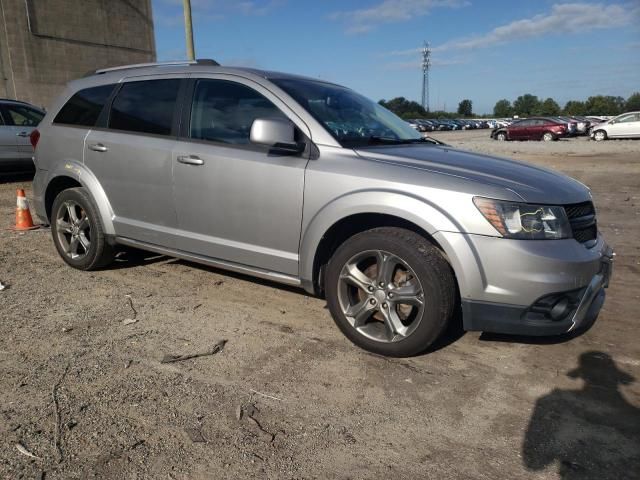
[272,78,423,148]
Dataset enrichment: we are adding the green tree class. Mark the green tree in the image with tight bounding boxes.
[493,99,513,117]
[536,98,561,116]
[563,100,586,116]
[513,94,540,117]
[584,95,625,116]
[625,92,640,112]
[457,99,473,116]
[430,110,457,119]
[379,97,428,119]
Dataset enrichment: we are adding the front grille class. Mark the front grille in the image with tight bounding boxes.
[564,201,597,243]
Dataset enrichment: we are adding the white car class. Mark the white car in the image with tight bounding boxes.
[590,111,640,141]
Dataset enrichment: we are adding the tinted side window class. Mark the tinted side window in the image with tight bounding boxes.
[54,84,115,126]
[189,79,286,145]
[109,79,180,136]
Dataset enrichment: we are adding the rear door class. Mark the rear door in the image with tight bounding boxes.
[171,76,310,276]
[531,119,547,139]
[84,76,185,246]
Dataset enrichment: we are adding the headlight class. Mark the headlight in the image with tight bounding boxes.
[473,197,572,240]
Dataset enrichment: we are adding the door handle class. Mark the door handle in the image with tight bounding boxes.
[16,131,30,137]
[89,143,108,152]
[177,155,204,166]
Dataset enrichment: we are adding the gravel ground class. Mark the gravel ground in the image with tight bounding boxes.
[1,132,639,479]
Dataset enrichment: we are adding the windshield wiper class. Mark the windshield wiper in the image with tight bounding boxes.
[368,136,447,146]
[366,136,406,145]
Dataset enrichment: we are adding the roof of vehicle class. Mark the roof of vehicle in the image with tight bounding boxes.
[0,98,45,111]
[80,59,342,89]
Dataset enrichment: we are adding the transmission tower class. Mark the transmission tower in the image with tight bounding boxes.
[421,42,431,112]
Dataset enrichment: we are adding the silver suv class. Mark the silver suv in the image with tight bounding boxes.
[32,60,613,357]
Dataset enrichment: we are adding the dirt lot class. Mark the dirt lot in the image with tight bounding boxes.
[1,132,639,479]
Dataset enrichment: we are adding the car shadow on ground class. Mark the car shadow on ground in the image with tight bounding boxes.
[107,247,469,353]
[522,351,640,479]
[478,321,595,345]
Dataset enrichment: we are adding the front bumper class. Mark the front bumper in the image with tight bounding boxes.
[460,244,613,336]
[434,231,614,336]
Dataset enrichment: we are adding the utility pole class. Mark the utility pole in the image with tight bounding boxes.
[183,0,195,60]
[421,42,431,112]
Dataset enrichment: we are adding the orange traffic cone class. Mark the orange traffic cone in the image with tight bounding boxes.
[12,189,39,231]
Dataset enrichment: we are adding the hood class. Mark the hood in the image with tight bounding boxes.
[354,145,590,205]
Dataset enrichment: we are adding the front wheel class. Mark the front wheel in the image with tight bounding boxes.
[496,131,507,141]
[51,187,114,270]
[325,227,456,357]
[593,130,607,142]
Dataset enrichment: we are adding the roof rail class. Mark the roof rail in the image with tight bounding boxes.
[93,58,220,75]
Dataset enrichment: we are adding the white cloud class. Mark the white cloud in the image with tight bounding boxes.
[329,0,469,34]
[388,2,639,55]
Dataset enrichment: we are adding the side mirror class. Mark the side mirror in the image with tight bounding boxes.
[250,117,304,154]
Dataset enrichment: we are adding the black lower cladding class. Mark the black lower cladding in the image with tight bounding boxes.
[461,288,606,336]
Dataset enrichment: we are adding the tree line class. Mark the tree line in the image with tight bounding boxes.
[378,97,474,119]
[379,93,640,119]
[493,93,640,118]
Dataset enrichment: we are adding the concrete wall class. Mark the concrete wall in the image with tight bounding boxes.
[0,0,156,108]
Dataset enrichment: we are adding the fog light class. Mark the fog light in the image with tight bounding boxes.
[550,297,571,321]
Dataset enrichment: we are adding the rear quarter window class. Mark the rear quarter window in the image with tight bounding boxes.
[54,84,116,127]
[108,79,180,136]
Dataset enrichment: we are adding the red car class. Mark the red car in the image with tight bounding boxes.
[491,117,567,141]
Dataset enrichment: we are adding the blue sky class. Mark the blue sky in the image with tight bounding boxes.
[151,0,640,114]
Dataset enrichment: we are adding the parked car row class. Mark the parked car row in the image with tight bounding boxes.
[490,113,640,142]
[407,118,492,132]
[0,99,45,172]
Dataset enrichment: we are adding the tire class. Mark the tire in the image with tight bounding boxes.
[542,132,555,142]
[496,131,507,141]
[51,187,114,270]
[593,130,607,142]
[325,227,456,357]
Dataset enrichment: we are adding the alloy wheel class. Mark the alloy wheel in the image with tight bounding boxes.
[56,200,92,260]
[337,250,425,343]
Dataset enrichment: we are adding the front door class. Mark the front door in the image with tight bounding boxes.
[172,76,310,276]
[608,113,640,138]
[2,104,44,160]
[84,76,184,245]
[0,111,19,170]
[509,120,529,140]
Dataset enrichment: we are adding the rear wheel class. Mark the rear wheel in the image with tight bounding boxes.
[325,227,456,357]
[496,131,507,141]
[51,187,114,270]
[542,132,555,142]
[593,130,607,142]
